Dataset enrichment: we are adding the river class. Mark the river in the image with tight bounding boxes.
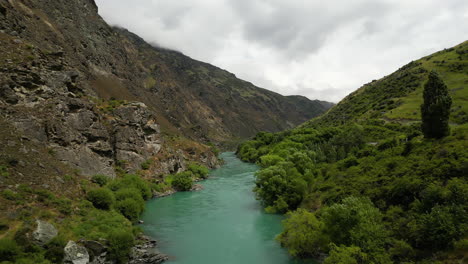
[141,152,315,264]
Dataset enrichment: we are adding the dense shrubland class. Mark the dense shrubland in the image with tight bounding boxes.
[237,122,468,263]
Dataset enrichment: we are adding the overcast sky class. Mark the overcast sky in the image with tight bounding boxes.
[95,0,468,102]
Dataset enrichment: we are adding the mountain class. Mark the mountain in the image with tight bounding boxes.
[0,0,331,147]
[117,28,333,143]
[237,41,467,263]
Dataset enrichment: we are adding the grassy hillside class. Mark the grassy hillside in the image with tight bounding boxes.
[306,41,467,128]
[237,41,468,263]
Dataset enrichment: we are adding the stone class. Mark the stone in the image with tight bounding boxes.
[128,236,167,264]
[64,241,90,264]
[32,220,58,246]
[81,240,108,262]
[56,176,65,184]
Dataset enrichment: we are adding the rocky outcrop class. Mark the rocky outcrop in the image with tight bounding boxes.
[112,102,162,173]
[129,236,168,264]
[64,241,90,264]
[32,220,58,246]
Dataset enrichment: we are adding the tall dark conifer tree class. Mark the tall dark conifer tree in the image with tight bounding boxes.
[421,71,452,138]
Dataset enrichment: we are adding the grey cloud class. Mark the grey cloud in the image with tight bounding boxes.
[95,0,468,103]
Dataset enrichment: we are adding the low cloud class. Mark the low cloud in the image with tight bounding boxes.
[95,0,468,102]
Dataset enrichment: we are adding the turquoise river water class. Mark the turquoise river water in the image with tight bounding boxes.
[141,152,316,264]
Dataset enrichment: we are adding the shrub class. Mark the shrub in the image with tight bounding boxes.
[108,230,134,264]
[91,175,110,187]
[254,162,307,212]
[1,189,20,200]
[187,163,209,179]
[114,188,145,220]
[115,188,144,202]
[140,160,152,170]
[0,165,9,177]
[0,238,21,261]
[108,175,152,200]
[54,198,72,215]
[44,236,66,263]
[86,188,115,210]
[171,171,193,191]
[277,209,324,257]
[115,198,143,222]
[321,197,390,261]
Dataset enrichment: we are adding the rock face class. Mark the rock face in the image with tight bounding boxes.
[0,26,218,178]
[32,220,58,246]
[64,241,90,264]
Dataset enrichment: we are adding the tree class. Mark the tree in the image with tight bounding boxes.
[277,209,325,258]
[421,71,452,138]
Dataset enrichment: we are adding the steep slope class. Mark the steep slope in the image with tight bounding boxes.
[237,42,468,263]
[0,0,332,146]
[112,28,332,143]
[304,40,467,128]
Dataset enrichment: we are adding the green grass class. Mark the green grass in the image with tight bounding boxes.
[385,41,468,124]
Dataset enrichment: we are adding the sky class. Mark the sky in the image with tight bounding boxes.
[94,0,468,103]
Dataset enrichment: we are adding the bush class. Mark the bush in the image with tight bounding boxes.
[86,188,115,210]
[321,197,391,261]
[140,160,152,170]
[254,162,307,212]
[108,230,134,264]
[107,175,152,200]
[44,236,66,263]
[115,198,144,222]
[0,238,21,261]
[91,175,110,187]
[1,189,20,200]
[171,171,193,191]
[115,188,144,202]
[187,163,209,179]
[277,209,324,257]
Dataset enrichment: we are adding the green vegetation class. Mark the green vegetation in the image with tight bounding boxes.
[172,171,194,191]
[304,41,467,127]
[168,162,210,191]
[108,229,135,263]
[0,165,9,178]
[86,188,115,210]
[140,159,152,170]
[187,162,210,179]
[0,173,156,263]
[421,71,452,138]
[91,174,110,187]
[0,238,21,262]
[238,73,467,264]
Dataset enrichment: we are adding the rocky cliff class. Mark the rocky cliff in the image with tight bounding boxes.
[0,0,331,180]
[0,0,331,145]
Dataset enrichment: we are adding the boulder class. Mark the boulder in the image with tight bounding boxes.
[64,241,90,264]
[32,220,58,246]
